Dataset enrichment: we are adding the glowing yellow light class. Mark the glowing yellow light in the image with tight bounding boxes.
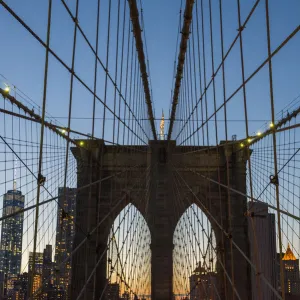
[247,138,252,143]
[269,122,274,128]
[240,143,244,148]
[79,141,84,146]
[4,85,10,93]
[257,131,262,136]
[61,129,66,134]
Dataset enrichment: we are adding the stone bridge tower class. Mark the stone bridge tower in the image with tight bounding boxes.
[70,140,251,300]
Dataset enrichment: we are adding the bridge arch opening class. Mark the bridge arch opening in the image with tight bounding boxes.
[173,203,218,300]
[106,203,151,299]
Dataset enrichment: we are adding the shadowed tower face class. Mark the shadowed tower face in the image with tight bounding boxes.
[70,139,251,299]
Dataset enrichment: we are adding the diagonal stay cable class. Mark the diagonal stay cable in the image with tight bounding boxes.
[99,164,153,298]
[253,146,300,202]
[1,87,149,154]
[178,25,300,145]
[172,172,222,299]
[0,158,146,223]
[178,163,300,222]
[0,134,147,228]
[30,163,152,300]
[59,0,149,142]
[0,133,90,239]
[173,0,260,143]
[173,165,283,300]
[0,1,148,145]
[73,164,152,300]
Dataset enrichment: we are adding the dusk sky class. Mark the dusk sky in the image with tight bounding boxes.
[1,0,299,142]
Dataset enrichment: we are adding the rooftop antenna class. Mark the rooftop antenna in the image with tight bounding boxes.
[13,157,17,190]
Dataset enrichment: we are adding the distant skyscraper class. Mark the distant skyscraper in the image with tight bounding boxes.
[0,186,25,276]
[120,291,130,300]
[46,288,66,300]
[277,244,300,297]
[6,274,18,298]
[31,274,42,300]
[247,202,277,299]
[189,263,218,300]
[28,251,43,300]
[54,187,76,296]
[106,283,120,300]
[28,252,43,275]
[11,272,29,300]
[42,245,53,299]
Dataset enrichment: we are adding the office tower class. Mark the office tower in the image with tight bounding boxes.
[11,272,29,300]
[120,291,130,300]
[42,245,53,299]
[6,274,18,298]
[32,274,42,299]
[28,252,43,275]
[105,283,120,300]
[42,245,53,290]
[54,187,76,295]
[46,288,66,300]
[277,244,300,297]
[247,201,277,299]
[0,185,25,276]
[28,252,43,300]
[189,263,217,300]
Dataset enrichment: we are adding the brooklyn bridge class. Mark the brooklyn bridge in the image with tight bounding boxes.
[0,0,300,299]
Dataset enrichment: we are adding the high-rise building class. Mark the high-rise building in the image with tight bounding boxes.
[46,288,66,300]
[27,246,55,300]
[277,244,300,297]
[106,283,120,300]
[32,274,42,300]
[0,186,25,276]
[42,245,53,290]
[28,251,43,300]
[247,201,277,299]
[120,291,130,300]
[6,274,18,298]
[42,245,54,299]
[189,263,217,300]
[11,272,29,300]
[28,252,43,275]
[54,187,76,296]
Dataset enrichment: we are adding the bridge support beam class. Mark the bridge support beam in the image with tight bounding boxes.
[222,144,252,300]
[148,140,177,300]
[70,140,110,300]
